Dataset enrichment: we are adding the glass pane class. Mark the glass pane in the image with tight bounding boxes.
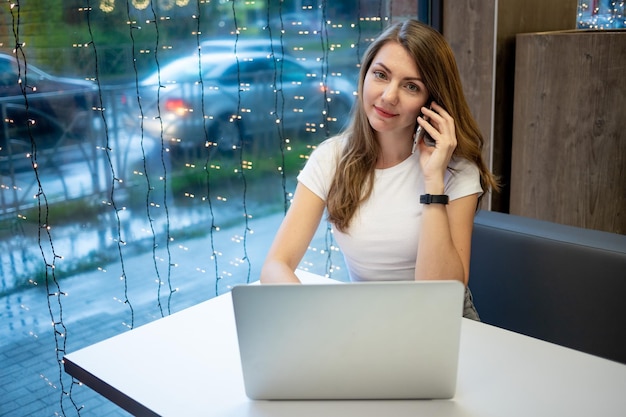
[1,0,390,414]
[577,0,626,29]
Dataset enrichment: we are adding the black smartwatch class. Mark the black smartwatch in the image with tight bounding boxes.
[419,194,449,205]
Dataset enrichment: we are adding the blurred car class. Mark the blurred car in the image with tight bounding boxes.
[0,53,99,171]
[135,47,356,156]
[198,38,286,54]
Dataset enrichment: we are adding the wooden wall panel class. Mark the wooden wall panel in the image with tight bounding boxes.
[443,0,497,210]
[510,31,626,234]
[443,0,576,211]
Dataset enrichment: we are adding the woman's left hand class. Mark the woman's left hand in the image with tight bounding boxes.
[416,102,457,189]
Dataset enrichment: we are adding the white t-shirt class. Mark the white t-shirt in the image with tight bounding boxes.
[297,135,483,282]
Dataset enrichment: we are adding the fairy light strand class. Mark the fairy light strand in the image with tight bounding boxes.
[148,0,176,317]
[125,0,163,317]
[577,1,626,29]
[85,1,136,331]
[267,1,289,215]
[317,0,339,279]
[9,1,81,415]
[229,0,252,289]
[2,1,393,414]
[196,0,223,296]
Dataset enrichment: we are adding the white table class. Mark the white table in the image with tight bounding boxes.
[64,271,626,416]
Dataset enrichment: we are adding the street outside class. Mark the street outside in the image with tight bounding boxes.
[0,31,359,415]
[0,122,348,415]
[0,205,347,416]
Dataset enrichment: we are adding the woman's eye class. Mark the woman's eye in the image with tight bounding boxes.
[373,70,386,80]
[406,83,419,92]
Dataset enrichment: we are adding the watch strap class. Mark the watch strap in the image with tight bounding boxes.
[419,194,449,205]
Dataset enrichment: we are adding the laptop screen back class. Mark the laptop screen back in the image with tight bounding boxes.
[232,281,464,400]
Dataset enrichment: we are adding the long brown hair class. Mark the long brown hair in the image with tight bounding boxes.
[326,19,498,232]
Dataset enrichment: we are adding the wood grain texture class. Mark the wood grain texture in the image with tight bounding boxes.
[510,31,626,234]
[444,0,577,211]
[444,0,497,210]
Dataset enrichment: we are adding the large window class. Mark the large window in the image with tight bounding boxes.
[0,0,397,414]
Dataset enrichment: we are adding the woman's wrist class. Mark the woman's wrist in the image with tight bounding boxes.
[420,194,449,205]
[422,179,445,195]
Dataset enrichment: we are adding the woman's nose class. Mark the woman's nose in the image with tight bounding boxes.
[381,84,399,104]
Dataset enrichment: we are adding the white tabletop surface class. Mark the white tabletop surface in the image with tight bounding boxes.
[64,271,626,417]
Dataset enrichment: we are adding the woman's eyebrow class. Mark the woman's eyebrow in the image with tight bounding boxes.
[372,61,423,82]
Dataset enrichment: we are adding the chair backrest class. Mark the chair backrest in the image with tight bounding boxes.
[469,210,626,364]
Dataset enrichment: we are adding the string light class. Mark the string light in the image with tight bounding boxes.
[577,1,626,29]
[1,1,391,413]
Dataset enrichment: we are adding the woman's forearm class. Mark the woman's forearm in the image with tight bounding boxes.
[260,260,302,284]
[415,203,465,283]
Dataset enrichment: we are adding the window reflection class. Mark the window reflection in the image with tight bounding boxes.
[0,1,388,413]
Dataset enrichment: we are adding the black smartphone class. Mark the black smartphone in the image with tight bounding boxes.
[415,125,436,148]
[412,102,436,152]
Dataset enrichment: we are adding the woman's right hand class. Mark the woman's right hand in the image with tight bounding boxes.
[416,102,457,192]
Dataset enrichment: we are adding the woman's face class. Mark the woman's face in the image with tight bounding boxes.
[362,41,430,140]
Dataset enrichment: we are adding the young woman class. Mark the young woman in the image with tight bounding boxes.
[260,19,498,319]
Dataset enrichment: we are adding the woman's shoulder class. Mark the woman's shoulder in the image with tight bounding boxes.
[444,156,482,197]
[449,155,479,174]
[298,134,348,198]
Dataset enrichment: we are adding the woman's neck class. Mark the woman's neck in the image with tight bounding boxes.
[375,130,414,169]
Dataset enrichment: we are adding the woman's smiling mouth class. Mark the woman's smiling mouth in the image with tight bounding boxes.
[374,105,397,118]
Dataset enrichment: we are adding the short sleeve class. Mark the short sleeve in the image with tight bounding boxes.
[444,157,483,201]
[296,136,344,201]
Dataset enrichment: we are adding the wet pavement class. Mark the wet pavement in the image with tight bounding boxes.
[0,211,347,416]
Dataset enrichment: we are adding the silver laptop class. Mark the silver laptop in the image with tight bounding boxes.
[231,280,464,400]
